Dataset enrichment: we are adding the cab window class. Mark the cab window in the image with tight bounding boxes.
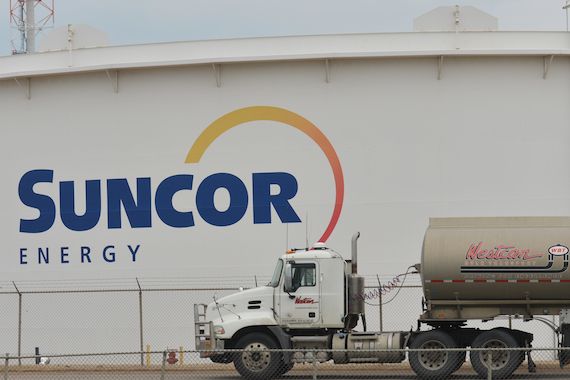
[291,263,316,291]
[269,259,283,287]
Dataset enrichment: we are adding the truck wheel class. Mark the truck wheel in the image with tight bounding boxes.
[470,329,523,379]
[409,330,462,379]
[233,333,280,380]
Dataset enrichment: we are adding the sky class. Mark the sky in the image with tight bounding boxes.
[0,0,568,56]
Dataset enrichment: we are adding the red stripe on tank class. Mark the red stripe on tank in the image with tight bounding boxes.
[427,278,570,283]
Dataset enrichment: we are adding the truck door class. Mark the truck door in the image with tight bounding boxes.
[279,261,320,326]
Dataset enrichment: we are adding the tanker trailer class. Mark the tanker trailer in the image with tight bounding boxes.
[412,216,570,378]
[195,217,570,379]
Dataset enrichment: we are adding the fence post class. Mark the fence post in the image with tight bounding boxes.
[160,351,167,380]
[12,282,21,366]
[376,275,383,331]
[4,353,8,380]
[136,278,144,366]
[378,292,383,331]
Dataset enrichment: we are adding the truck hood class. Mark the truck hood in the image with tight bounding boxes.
[206,286,277,337]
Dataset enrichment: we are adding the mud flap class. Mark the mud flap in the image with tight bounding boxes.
[560,324,570,368]
[268,326,292,363]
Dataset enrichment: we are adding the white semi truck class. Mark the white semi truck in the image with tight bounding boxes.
[194,217,570,379]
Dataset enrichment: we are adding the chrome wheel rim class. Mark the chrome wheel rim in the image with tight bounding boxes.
[418,340,448,371]
[241,342,271,372]
[480,339,510,370]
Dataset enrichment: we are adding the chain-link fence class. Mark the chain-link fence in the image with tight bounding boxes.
[0,278,423,358]
[0,278,564,378]
[0,279,560,357]
[0,282,240,359]
[1,348,570,379]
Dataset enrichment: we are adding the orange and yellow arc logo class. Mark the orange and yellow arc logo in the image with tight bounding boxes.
[186,106,344,242]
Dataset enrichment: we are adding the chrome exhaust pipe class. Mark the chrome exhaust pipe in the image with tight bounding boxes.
[351,232,360,274]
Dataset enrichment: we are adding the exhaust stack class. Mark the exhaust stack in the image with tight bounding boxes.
[351,232,360,274]
[346,232,365,329]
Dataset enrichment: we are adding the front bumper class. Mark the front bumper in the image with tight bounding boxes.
[194,303,225,358]
[196,336,225,358]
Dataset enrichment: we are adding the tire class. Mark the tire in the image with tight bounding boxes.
[409,330,462,379]
[470,329,523,379]
[233,333,280,380]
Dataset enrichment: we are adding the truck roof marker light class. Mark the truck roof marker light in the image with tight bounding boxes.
[185,106,344,243]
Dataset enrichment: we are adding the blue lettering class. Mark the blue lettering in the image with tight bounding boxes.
[128,244,140,262]
[20,248,27,265]
[81,246,92,263]
[19,170,56,233]
[60,180,101,231]
[103,245,116,262]
[252,172,301,224]
[155,175,194,227]
[60,246,70,264]
[107,178,152,229]
[18,170,302,232]
[196,173,248,227]
[38,247,49,264]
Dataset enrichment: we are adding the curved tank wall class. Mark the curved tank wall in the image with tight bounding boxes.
[422,217,570,302]
[1,33,570,356]
[1,45,570,284]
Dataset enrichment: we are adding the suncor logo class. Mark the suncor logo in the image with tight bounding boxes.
[19,170,301,232]
[18,106,344,245]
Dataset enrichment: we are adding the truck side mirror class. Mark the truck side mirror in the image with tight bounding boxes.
[284,262,293,293]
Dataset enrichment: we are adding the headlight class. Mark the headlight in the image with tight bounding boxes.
[213,325,225,335]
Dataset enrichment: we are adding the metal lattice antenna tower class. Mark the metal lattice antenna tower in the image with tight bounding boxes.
[9,0,54,54]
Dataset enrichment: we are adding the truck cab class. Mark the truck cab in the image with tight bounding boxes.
[195,244,346,347]
[277,246,346,328]
[194,243,357,377]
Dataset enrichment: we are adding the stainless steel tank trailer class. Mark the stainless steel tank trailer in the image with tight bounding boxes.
[194,217,570,379]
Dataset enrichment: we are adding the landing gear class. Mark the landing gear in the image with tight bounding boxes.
[527,349,536,373]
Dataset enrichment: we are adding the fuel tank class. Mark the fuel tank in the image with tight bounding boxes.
[422,217,570,302]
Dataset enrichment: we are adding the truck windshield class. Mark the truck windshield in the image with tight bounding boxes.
[268,259,283,287]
